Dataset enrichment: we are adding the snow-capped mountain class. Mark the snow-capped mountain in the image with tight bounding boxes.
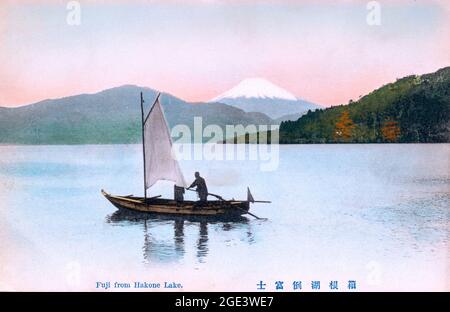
[210,78,297,101]
[209,78,320,119]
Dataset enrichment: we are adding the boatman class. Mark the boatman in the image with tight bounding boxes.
[187,172,208,203]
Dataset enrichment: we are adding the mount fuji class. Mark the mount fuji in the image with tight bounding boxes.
[209,78,320,120]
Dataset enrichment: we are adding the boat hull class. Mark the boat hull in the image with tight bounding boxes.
[101,190,250,217]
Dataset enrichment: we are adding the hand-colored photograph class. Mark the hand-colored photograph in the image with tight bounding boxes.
[0,0,448,292]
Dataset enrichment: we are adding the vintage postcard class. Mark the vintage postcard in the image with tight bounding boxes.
[0,0,448,294]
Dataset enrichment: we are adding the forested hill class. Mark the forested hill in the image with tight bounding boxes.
[280,67,450,143]
[0,85,272,144]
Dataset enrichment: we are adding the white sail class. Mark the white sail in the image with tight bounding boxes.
[143,97,187,189]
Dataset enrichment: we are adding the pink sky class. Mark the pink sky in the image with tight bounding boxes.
[0,0,449,107]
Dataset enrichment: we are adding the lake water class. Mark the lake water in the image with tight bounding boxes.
[0,144,448,291]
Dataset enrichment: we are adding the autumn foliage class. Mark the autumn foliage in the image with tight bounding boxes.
[333,110,355,142]
[280,67,449,144]
[381,120,401,142]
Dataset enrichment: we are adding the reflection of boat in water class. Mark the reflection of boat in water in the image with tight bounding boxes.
[102,93,269,218]
[107,208,250,224]
[106,210,252,263]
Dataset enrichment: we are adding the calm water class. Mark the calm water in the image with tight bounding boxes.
[0,144,448,291]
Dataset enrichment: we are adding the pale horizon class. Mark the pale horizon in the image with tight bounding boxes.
[1,0,449,107]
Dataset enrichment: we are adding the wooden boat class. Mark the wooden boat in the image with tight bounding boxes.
[102,92,268,219]
[102,189,249,217]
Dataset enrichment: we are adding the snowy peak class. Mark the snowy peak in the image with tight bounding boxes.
[208,77,319,119]
[210,78,297,102]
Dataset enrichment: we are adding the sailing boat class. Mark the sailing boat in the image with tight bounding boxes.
[102,92,269,218]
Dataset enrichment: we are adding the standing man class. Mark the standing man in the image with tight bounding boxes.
[188,172,208,203]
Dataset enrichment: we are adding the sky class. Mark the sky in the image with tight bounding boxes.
[0,0,449,107]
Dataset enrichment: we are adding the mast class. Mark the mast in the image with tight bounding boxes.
[140,92,147,201]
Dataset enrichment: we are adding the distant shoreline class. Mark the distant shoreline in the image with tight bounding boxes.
[1,142,448,147]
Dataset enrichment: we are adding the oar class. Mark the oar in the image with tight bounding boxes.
[234,205,266,220]
[207,192,225,201]
[185,188,220,199]
[186,188,266,220]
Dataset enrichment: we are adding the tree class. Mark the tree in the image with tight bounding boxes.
[333,110,355,142]
[381,120,401,142]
